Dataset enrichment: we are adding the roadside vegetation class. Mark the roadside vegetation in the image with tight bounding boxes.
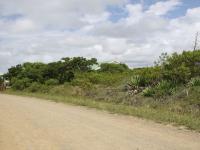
[2,50,200,131]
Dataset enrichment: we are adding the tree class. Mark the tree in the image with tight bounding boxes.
[100,63,129,73]
[21,62,46,83]
[4,64,23,80]
[61,57,98,72]
[160,50,200,83]
[11,78,32,90]
[58,71,74,84]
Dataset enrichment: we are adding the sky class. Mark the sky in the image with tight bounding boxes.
[0,0,200,73]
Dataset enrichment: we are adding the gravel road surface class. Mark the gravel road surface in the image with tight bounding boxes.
[0,94,200,150]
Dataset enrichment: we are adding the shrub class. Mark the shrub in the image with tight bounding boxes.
[74,72,127,86]
[0,76,3,84]
[130,75,147,87]
[87,72,122,85]
[57,71,75,84]
[153,80,175,97]
[100,63,129,73]
[142,87,155,97]
[162,63,191,84]
[85,73,102,84]
[45,79,59,86]
[27,82,50,93]
[188,77,200,87]
[186,86,200,106]
[26,82,42,92]
[143,80,175,98]
[11,78,32,90]
[70,78,92,89]
[160,50,200,84]
[130,67,162,87]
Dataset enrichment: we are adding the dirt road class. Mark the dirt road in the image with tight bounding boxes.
[0,94,200,150]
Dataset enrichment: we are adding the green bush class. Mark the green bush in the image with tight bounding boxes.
[74,72,128,86]
[188,77,200,87]
[84,73,102,84]
[57,71,74,84]
[26,82,42,92]
[27,82,50,93]
[142,87,155,97]
[130,75,147,87]
[0,76,3,84]
[87,72,122,86]
[162,63,191,84]
[45,79,59,86]
[11,78,32,90]
[153,80,175,97]
[143,80,175,98]
[100,63,129,73]
[160,50,200,84]
[70,78,92,89]
[186,86,200,106]
[130,67,162,87]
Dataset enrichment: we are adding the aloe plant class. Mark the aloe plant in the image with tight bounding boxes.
[130,75,146,87]
[188,77,200,87]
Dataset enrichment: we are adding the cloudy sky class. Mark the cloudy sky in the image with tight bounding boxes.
[0,0,200,73]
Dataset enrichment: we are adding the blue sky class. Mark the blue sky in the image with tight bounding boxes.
[0,0,200,73]
[164,0,200,18]
[108,0,200,22]
[2,0,199,21]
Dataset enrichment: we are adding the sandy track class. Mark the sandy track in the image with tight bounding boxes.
[0,94,200,150]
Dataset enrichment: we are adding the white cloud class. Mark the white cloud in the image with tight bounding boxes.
[11,19,36,33]
[147,0,181,16]
[81,12,110,24]
[102,38,128,55]
[0,0,124,29]
[126,4,143,24]
[0,0,200,73]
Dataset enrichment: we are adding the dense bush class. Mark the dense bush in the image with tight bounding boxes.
[160,50,200,83]
[153,80,175,97]
[73,72,129,86]
[142,87,155,97]
[57,71,75,84]
[186,86,200,106]
[27,82,50,93]
[0,76,3,84]
[4,57,97,85]
[45,79,59,86]
[131,67,162,87]
[130,75,147,87]
[188,77,200,87]
[11,78,32,90]
[142,80,175,98]
[70,78,92,89]
[128,50,200,98]
[100,63,129,73]
[162,63,191,84]
[26,82,42,92]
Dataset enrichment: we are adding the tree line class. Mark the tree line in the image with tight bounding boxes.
[3,57,129,90]
[2,50,200,95]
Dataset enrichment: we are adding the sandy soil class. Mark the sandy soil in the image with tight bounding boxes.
[0,94,200,150]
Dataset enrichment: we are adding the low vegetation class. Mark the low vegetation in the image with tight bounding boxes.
[2,50,200,131]
[0,76,3,84]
